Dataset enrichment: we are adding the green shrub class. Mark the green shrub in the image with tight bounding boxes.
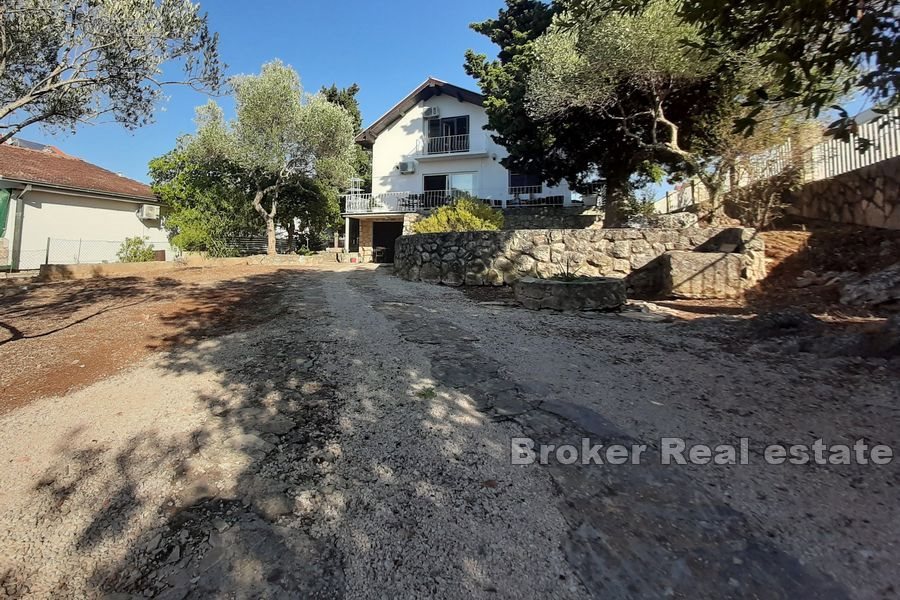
[412,198,503,233]
[117,236,156,262]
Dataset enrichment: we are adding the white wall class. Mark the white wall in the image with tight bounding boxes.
[371,94,570,202]
[3,188,169,268]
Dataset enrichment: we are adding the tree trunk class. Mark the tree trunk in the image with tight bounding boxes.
[266,216,277,256]
[286,220,296,253]
[602,176,629,228]
[252,188,278,256]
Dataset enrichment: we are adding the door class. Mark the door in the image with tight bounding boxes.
[371,221,404,263]
[423,174,449,208]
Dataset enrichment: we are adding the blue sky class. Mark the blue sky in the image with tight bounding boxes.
[23,0,505,183]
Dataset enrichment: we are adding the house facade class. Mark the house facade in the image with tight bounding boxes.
[342,78,571,262]
[0,139,167,270]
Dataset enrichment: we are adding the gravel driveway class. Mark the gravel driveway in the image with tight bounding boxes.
[0,265,896,599]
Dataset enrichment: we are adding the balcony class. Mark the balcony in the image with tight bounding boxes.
[342,190,468,214]
[414,133,488,160]
[342,187,578,215]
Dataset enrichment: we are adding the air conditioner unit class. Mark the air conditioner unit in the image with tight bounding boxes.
[139,204,160,220]
[422,106,440,119]
[398,160,417,174]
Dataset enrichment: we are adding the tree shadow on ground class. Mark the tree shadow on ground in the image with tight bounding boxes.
[341,270,852,599]
[5,269,348,598]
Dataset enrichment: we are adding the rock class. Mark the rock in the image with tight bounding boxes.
[648,212,699,229]
[212,518,229,533]
[255,494,293,521]
[256,414,295,435]
[145,532,163,552]
[839,263,900,307]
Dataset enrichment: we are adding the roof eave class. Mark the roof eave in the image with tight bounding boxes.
[0,176,159,204]
[356,78,484,145]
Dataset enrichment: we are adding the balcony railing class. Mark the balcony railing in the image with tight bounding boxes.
[342,190,473,214]
[424,134,470,155]
[341,186,590,214]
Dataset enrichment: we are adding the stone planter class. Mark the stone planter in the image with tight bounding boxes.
[512,276,627,311]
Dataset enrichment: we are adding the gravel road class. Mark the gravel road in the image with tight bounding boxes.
[0,265,897,599]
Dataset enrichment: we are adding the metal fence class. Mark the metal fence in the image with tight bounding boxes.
[654,108,900,213]
[224,235,290,255]
[8,238,179,271]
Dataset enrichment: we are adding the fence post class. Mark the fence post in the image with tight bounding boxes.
[665,191,670,214]
[44,237,50,265]
[77,239,82,264]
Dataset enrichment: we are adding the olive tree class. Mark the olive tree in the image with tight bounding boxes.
[527,0,796,220]
[0,0,222,143]
[186,61,355,255]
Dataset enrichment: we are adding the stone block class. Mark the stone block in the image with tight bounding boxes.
[648,212,699,228]
[514,253,536,274]
[485,269,504,286]
[530,245,551,262]
[662,251,745,299]
[420,262,441,284]
[613,259,631,273]
[512,277,626,312]
[612,240,631,258]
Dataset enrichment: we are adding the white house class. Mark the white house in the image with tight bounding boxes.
[342,78,571,262]
[0,139,168,270]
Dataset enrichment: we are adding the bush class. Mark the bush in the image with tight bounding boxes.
[728,166,802,229]
[117,236,156,262]
[412,198,503,233]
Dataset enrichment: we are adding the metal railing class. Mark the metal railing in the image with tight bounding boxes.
[341,187,583,214]
[654,108,900,213]
[424,134,470,155]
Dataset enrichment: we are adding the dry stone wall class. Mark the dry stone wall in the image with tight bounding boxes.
[788,155,900,229]
[394,227,765,298]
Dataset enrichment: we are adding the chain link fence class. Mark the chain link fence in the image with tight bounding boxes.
[6,238,179,272]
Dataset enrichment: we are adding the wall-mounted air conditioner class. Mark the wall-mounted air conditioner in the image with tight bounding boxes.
[139,204,160,220]
[422,106,440,119]
[398,160,417,174]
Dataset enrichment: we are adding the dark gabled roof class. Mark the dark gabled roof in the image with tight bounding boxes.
[356,77,484,148]
[0,140,156,202]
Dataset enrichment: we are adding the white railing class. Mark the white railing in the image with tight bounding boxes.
[414,133,488,157]
[341,188,575,214]
[810,111,900,179]
[509,185,543,195]
[654,108,900,213]
[424,134,470,155]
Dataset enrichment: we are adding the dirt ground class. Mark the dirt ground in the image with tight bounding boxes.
[0,260,897,599]
[0,265,295,413]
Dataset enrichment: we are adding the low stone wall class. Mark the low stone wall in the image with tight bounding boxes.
[501,206,604,230]
[513,276,626,311]
[37,253,329,282]
[788,155,900,229]
[394,227,765,298]
[0,238,8,264]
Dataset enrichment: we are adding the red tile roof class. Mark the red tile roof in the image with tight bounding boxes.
[0,141,156,201]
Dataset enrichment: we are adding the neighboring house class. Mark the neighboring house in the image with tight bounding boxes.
[0,139,167,270]
[342,78,571,262]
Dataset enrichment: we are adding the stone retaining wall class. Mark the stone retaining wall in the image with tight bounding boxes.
[788,155,900,229]
[394,227,765,298]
